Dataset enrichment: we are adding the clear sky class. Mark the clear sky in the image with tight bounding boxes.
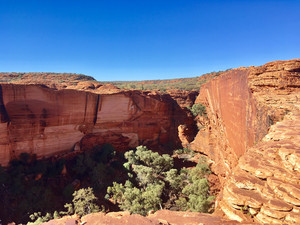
[0,0,299,81]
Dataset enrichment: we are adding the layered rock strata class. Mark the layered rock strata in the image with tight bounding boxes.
[2,59,300,224]
[220,111,300,224]
[190,59,300,223]
[0,84,188,166]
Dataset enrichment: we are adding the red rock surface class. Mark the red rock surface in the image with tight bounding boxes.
[3,59,300,224]
[190,69,257,177]
[166,89,198,108]
[189,59,300,223]
[42,210,251,225]
[190,59,300,176]
[220,111,300,224]
[0,85,188,166]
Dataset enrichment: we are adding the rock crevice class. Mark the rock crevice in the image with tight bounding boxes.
[0,84,9,123]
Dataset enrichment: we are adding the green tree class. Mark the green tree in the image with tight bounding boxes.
[72,187,99,216]
[175,158,214,212]
[92,144,116,164]
[108,181,164,215]
[107,146,213,215]
[60,203,74,215]
[90,162,106,191]
[27,212,53,225]
[188,103,207,117]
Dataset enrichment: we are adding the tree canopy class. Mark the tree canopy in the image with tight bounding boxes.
[107,146,214,215]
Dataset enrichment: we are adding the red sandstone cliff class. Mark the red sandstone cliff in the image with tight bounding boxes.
[189,59,300,223]
[0,85,189,166]
[190,69,257,177]
[2,59,300,224]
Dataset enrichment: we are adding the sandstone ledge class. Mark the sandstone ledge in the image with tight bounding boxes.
[220,112,300,224]
[42,210,253,225]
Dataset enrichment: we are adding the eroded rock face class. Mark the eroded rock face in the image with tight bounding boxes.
[166,89,199,108]
[0,85,187,166]
[191,59,300,176]
[2,59,300,224]
[190,69,257,177]
[220,112,300,224]
[189,59,300,223]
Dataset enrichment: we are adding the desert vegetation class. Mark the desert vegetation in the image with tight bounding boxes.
[0,145,213,224]
[0,72,95,83]
[187,103,207,117]
[0,144,120,224]
[106,146,213,215]
[102,71,226,91]
[28,187,100,225]
[0,70,229,92]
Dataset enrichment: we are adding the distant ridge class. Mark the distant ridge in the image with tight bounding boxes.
[0,70,227,91]
[102,70,228,91]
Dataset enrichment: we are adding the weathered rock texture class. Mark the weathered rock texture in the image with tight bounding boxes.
[2,59,300,224]
[42,210,250,225]
[220,112,300,224]
[0,84,187,166]
[189,59,300,223]
[190,69,257,177]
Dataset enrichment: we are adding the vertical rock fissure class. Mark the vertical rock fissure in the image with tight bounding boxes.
[83,92,88,122]
[93,94,100,125]
[0,84,10,123]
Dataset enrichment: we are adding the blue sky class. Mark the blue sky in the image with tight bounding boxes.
[0,0,299,81]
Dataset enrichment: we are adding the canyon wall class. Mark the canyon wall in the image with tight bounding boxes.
[190,69,257,177]
[190,59,300,223]
[1,59,299,224]
[0,84,188,166]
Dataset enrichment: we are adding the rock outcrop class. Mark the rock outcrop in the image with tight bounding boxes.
[190,59,300,223]
[220,112,300,224]
[0,84,188,166]
[42,210,249,225]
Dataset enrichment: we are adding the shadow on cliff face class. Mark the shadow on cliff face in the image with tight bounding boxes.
[159,93,199,150]
[0,143,210,224]
[0,82,200,167]
[0,84,10,123]
[0,144,129,224]
[78,91,199,156]
[0,84,203,223]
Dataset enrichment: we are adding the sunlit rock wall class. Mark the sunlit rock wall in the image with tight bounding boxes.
[0,84,187,166]
[190,59,300,223]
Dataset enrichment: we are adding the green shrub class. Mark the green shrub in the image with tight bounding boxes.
[107,146,213,215]
[72,187,100,216]
[53,211,60,219]
[173,148,195,157]
[27,212,54,225]
[188,103,207,117]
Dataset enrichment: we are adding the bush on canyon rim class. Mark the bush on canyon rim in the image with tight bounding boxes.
[106,146,213,215]
[28,187,100,224]
[188,103,207,117]
[72,187,100,216]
